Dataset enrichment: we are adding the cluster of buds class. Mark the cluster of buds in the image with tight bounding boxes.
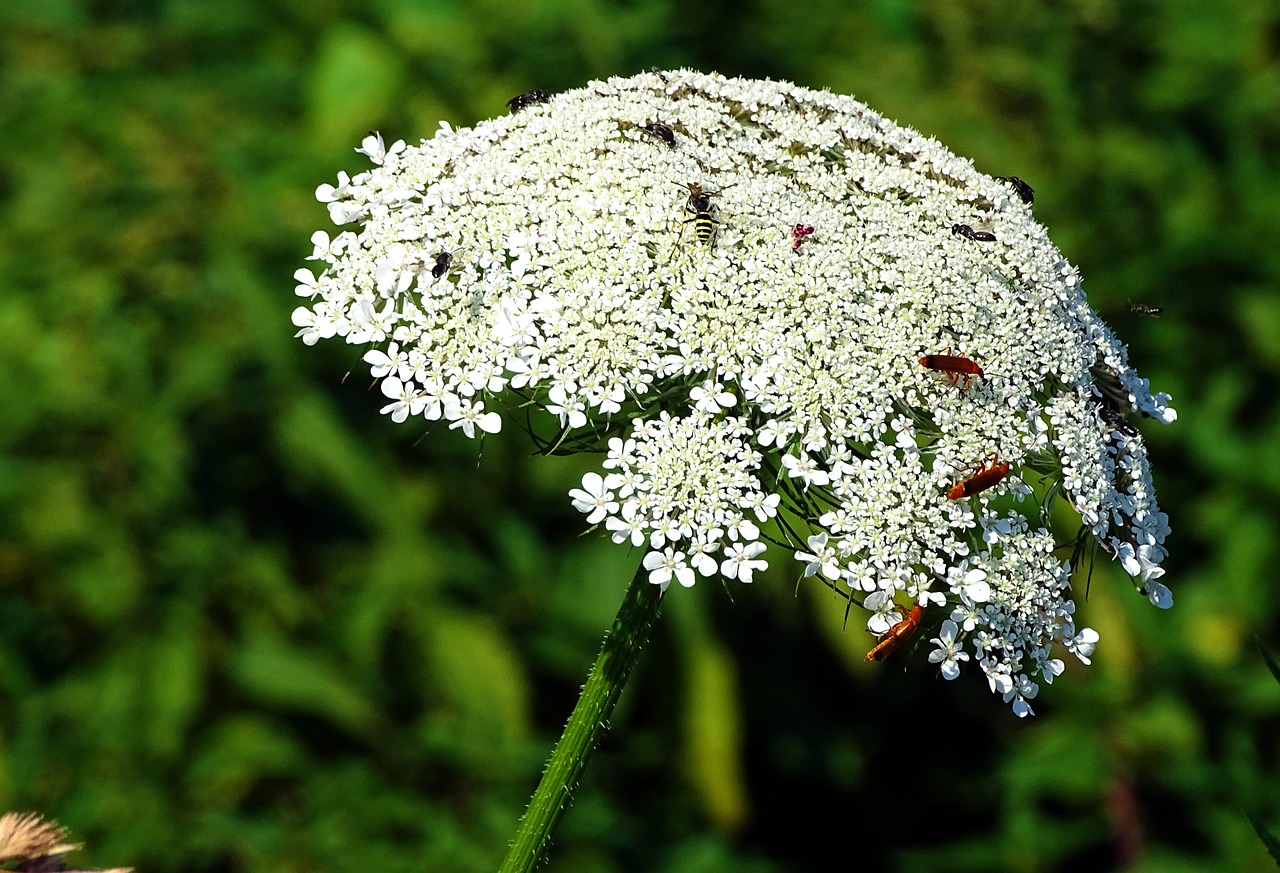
[295,69,1174,715]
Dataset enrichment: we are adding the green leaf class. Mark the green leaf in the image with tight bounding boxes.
[145,608,205,759]
[420,607,530,756]
[1246,812,1280,868]
[187,716,307,806]
[1256,636,1280,686]
[230,639,383,736]
[682,638,747,830]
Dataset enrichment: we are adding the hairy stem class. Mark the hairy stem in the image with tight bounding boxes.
[499,562,663,873]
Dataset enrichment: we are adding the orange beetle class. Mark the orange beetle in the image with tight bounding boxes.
[947,454,1011,500]
[919,347,984,389]
[864,602,925,662]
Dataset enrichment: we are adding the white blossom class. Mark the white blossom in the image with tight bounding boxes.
[605,502,647,547]
[1064,625,1100,664]
[355,132,405,166]
[782,452,831,489]
[690,381,738,414]
[294,268,320,298]
[1143,581,1174,609]
[643,547,695,590]
[569,472,621,524]
[928,620,970,680]
[379,376,424,423]
[864,590,908,635]
[952,567,991,605]
[296,69,1175,715]
[796,533,841,581]
[721,541,768,583]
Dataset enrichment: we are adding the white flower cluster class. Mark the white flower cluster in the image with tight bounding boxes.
[294,69,1175,715]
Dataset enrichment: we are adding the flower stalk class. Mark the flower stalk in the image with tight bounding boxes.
[499,561,663,873]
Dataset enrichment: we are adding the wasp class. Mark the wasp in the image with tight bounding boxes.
[1000,176,1035,204]
[507,89,550,114]
[1099,405,1139,439]
[865,602,925,662]
[642,122,676,148]
[682,182,728,245]
[790,223,815,253]
[947,454,1011,500]
[951,223,997,242]
[919,347,984,389]
[1127,302,1163,317]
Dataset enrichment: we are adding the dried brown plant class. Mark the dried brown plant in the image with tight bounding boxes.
[0,813,130,873]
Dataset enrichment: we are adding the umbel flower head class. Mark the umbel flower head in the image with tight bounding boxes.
[294,69,1174,716]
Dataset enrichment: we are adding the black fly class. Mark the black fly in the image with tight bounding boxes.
[642,122,676,148]
[507,90,550,114]
[951,223,997,242]
[1000,176,1035,204]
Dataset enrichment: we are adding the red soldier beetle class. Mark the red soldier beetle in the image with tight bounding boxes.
[864,602,925,662]
[947,454,1011,500]
[919,347,985,389]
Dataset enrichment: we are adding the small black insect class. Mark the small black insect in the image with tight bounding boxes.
[642,122,676,148]
[507,89,550,114]
[1000,176,1035,204]
[1127,303,1163,317]
[1099,405,1140,439]
[951,223,997,242]
[430,251,453,279]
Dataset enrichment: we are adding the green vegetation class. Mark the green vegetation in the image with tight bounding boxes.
[1,2,1278,870]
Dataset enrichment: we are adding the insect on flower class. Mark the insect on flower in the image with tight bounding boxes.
[919,347,985,389]
[507,89,551,113]
[430,250,453,279]
[297,70,1177,717]
[1099,405,1140,440]
[865,602,925,661]
[1000,176,1035,204]
[947,454,1011,500]
[790,223,815,253]
[429,247,469,280]
[641,122,676,148]
[952,223,997,242]
[682,182,729,245]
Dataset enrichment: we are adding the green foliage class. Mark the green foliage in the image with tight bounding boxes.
[1260,637,1280,686]
[1248,812,1280,869]
[1249,640,1280,869]
[2,1,1280,871]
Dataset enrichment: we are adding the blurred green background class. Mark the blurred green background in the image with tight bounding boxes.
[1,1,1278,871]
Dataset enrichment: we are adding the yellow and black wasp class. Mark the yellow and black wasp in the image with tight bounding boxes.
[681,181,730,246]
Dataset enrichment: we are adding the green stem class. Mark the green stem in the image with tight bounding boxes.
[499,562,663,873]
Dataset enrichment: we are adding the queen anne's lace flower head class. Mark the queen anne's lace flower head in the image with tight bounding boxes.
[295,69,1175,715]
